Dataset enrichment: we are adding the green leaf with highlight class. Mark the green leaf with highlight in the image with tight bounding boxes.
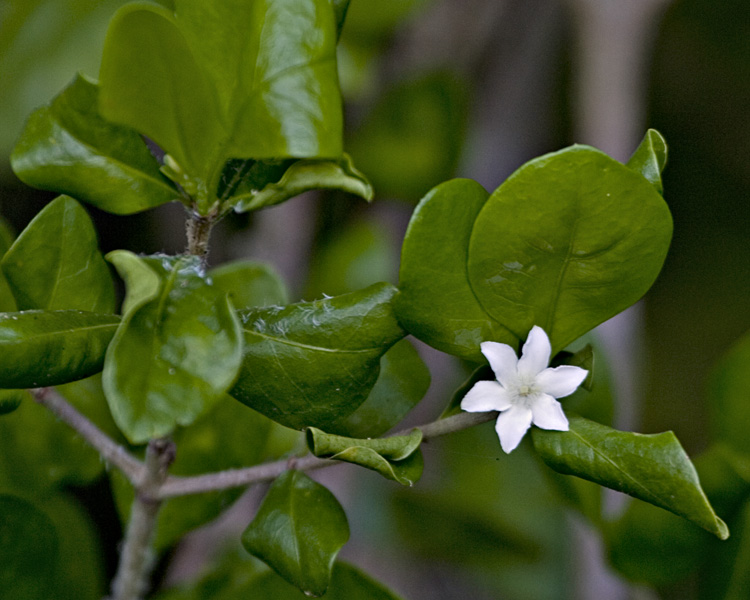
[626,128,668,195]
[10,74,177,215]
[230,283,405,430]
[0,310,119,389]
[232,154,373,212]
[532,415,729,539]
[103,254,243,444]
[1,196,115,312]
[307,427,423,485]
[242,470,349,597]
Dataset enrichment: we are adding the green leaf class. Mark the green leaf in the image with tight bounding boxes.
[626,129,668,195]
[106,249,162,315]
[307,427,423,485]
[0,494,58,600]
[103,254,243,444]
[99,0,343,203]
[532,415,729,539]
[10,74,177,215]
[112,396,273,550]
[328,338,430,437]
[0,389,27,416]
[230,283,405,430]
[242,470,350,597]
[1,196,115,312]
[210,260,289,310]
[0,310,119,389]
[236,562,406,600]
[607,444,750,586]
[155,560,404,600]
[232,154,373,212]
[467,145,673,354]
[395,178,518,362]
[709,329,750,455]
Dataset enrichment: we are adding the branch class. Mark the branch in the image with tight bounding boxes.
[31,387,143,484]
[158,410,498,498]
[109,438,176,600]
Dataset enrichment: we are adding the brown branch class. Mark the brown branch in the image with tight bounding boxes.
[157,411,498,499]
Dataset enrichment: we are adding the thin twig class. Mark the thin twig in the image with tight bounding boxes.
[109,438,176,600]
[31,387,143,484]
[158,411,499,498]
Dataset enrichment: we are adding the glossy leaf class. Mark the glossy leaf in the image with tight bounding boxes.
[328,338,430,437]
[607,444,750,586]
[395,178,517,362]
[10,74,177,215]
[1,196,115,312]
[626,128,668,195]
[99,0,343,202]
[242,470,350,597]
[0,310,119,389]
[468,145,673,354]
[103,254,243,444]
[112,396,273,550]
[230,283,404,430]
[210,260,288,310]
[532,415,728,539]
[0,495,58,600]
[709,329,750,455]
[232,154,373,212]
[307,427,423,485]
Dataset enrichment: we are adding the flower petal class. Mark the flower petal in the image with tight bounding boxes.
[480,341,518,386]
[495,405,533,453]
[535,365,588,398]
[517,325,551,378]
[461,380,512,413]
[530,394,569,431]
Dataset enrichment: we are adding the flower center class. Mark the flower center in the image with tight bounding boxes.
[519,384,532,396]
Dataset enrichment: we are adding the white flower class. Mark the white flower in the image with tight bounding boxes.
[461,325,588,454]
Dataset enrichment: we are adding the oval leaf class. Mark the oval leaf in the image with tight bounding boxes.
[468,145,673,354]
[242,470,350,597]
[307,427,424,485]
[0,495,59,600]
[10,74,177,215]
[395,178,517,362]
[2,196,115,312]
[103,255,243,444]
[532,415,729,539]
[230,283,404,430]
[0,310,119,388]
[233,154,373,213]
